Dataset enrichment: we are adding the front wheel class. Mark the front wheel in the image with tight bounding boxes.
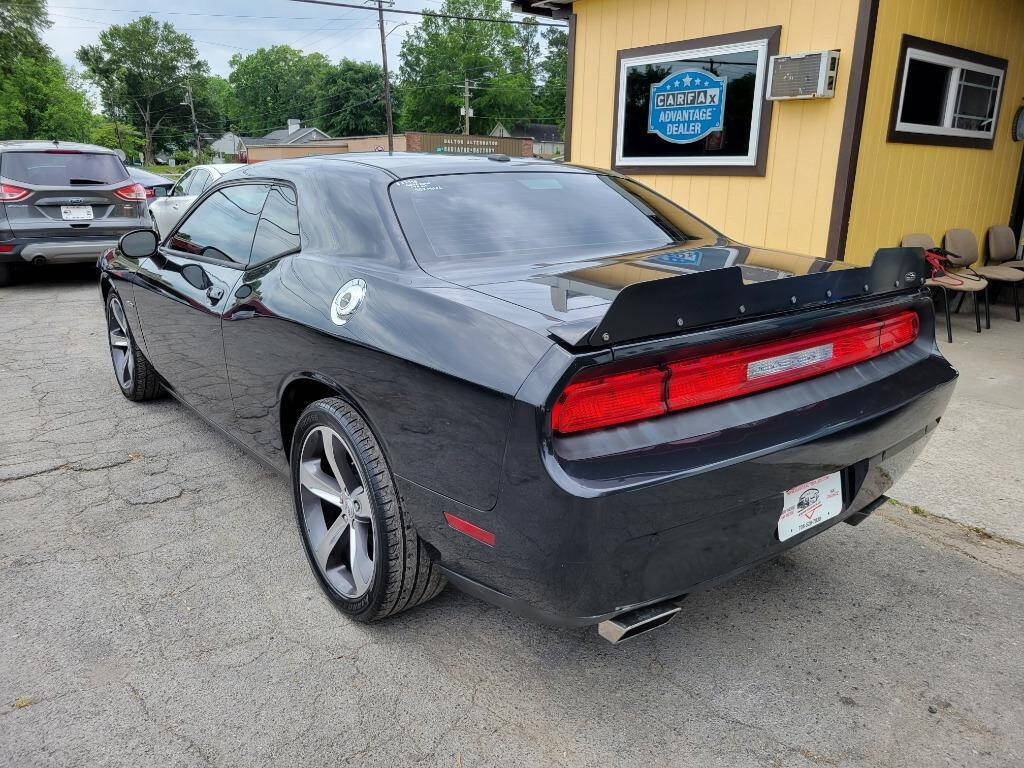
[291,398,445,621]
[106,291,163,401]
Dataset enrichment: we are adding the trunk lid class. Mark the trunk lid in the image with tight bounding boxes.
[1,150,144,238]
[455,241,927,347]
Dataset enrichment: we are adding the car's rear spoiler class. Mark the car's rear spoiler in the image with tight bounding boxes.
[548,247,928,348]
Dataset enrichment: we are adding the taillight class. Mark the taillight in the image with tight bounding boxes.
[0,244,14,253]
[44,149,81,154]
[0,184,30,202]
[144,187,155,198]
[551,311,920,435]
[114,183,147,201]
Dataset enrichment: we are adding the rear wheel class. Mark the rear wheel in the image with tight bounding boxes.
[106,292,163,401]
[291,398,445,621]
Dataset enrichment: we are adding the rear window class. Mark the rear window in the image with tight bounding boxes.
[390,172,692,270]
[1,151,129,186]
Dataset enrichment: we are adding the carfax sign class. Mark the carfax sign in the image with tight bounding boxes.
[648,69,727,144]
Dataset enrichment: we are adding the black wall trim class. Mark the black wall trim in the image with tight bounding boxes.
[826,0,880,262]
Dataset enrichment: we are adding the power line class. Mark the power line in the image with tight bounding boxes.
[288,0,567,27]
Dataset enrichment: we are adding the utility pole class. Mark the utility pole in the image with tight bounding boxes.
[184,83,202,158]
[463,78,471,135]
[113,120,127,159]
[373,0,395,154]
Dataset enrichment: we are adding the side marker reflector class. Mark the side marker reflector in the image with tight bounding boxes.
[443,512,496,547]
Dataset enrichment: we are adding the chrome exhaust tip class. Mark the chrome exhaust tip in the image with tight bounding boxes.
[598,600,683,645]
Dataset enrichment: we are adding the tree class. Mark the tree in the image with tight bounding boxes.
[228,46,331,136]
[77,17,207,164]
[91,121,145,161]
[397,0,532,134]
[316,59,398,137]
[535,26,568,130]
[0,0,50,71]
[0,56,95,143]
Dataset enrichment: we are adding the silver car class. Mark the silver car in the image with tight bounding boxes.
[147,163,244,236]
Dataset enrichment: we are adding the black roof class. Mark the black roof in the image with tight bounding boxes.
[243,151,590,181]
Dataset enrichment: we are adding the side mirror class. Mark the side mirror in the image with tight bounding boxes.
[152,186,169,197]
[118,228,159,259]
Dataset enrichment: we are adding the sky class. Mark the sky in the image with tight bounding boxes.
[42,1,559,98]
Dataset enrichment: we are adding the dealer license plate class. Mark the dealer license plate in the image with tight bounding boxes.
[777,471,843,542]
[60,205,93,221]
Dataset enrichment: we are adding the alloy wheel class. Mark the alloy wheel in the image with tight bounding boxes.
[107,295,135,392]
[298,425,376,599]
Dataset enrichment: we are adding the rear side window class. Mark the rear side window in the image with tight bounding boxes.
[189,169,213,195]
[0,151,128,186]
[250,185,300,263]
[168,184,270,265]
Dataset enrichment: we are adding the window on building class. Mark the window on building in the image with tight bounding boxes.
[614,28,780,175]
[890,35,1006,149]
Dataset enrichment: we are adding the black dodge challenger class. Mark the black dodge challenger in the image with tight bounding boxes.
[98,153,956,643]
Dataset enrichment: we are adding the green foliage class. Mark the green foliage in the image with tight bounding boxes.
[195,74,235,135]
[91,121,145,160]
[398,0,525,134]
[536,27,568,130]
[0,56,95,143]
[228,46,331,136]
[316,59,398,137]
[0,0,50,71]
[397,1,566,134]
[77,16,207,163]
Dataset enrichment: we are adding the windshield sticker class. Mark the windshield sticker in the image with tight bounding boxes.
[398,179,444,192]
[518,178,563,190]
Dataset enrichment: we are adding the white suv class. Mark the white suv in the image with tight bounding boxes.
[148,163,244,236]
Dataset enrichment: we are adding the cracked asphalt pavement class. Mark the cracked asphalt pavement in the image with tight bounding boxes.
[2,265,1023,767]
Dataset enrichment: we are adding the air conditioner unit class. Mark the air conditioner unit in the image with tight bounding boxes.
[767,50,840,100]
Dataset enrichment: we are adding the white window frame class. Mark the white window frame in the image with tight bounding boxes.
[894,47,1005,140]
[615,38,770,168]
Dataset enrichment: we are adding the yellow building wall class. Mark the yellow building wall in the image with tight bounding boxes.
[569,0,860,257]
[845,0,1024,265]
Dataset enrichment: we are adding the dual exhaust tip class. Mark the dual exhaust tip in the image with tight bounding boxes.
[597,599,684,645]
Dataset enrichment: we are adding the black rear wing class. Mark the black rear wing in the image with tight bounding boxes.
[549,247,928,348]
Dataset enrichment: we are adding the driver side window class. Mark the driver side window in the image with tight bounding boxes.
[167,184,270,265]
[171,170,194,197]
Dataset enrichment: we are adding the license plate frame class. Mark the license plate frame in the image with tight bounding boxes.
[777,471,844,542]
[60,205,93,221]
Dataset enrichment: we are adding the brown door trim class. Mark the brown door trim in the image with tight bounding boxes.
[825,0,881,261]
[564,12,577,162]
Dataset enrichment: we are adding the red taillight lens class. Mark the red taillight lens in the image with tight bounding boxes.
[114,183,147,201]
[144,186,155,198]
[550,366,667,435]
[0,244,14,253]
[552,311,920,435]
[0,184,30,202]
[44,149,81,154]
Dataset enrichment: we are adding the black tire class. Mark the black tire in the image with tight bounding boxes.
[291,397,446,621]
[0,263,12,287]
[105,291,163,402]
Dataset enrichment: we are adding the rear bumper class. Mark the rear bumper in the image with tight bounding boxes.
[402,351,957,627]
[0,238,122,265]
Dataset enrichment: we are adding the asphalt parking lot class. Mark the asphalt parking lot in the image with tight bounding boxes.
[2,265,1023,768]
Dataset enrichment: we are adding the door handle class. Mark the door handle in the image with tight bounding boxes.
[206,285,224,302]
